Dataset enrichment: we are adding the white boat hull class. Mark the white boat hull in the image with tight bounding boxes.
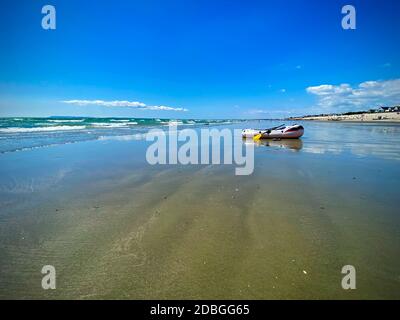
[242,125,304,139]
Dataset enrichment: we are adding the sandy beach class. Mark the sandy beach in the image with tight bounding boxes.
[0,120,399,299]
[289,111,400,122]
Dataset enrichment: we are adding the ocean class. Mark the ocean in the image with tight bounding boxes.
[0,117,243,153]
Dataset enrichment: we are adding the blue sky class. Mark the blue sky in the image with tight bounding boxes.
[0,0,399,118]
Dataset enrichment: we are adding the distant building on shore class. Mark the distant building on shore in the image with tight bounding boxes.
[286,104,400,120]
[380,106,400,112]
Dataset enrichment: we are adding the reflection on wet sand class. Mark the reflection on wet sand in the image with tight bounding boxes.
[243,138,303,151]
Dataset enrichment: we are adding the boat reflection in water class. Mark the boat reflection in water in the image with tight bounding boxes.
[242,138,303,151]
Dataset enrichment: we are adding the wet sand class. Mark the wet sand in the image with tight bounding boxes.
[0,122,399,299]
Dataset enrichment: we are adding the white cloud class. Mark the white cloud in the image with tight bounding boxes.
[246,109,294,116]
[306,79,400,111]
[61,99,188,112]
[247,109,268,115]
[280,89,286,93]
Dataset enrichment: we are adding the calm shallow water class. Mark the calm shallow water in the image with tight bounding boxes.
[0,120,399,299]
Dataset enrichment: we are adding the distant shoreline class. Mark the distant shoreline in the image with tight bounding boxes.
[288,111,400,123]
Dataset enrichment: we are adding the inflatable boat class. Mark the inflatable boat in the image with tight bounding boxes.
[242,124,304,139]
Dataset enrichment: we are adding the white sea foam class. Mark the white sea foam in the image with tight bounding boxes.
[91,123,128,128]
[48,119,85,123]
[0,126,86,133]
[91,122,138,127]
[98,134,146,141]
[162,120,183,126]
